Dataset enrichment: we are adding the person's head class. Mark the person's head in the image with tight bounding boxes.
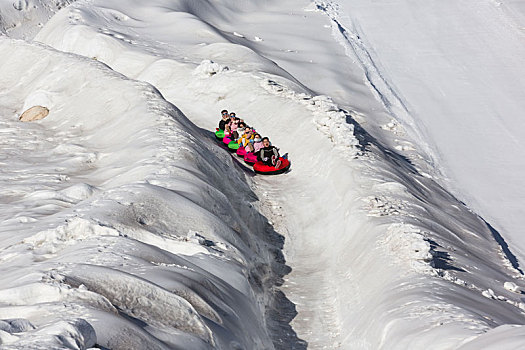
[254,134,261,141]
[221,110,229,118]
[238,122,246,129]
[262,137,270,147]
[230,112,236,118]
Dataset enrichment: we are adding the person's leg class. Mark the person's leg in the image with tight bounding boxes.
[270,154,276,166]
[262,156,273,166]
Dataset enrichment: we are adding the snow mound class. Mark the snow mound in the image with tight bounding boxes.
[0,318,96,350]
[193,59,229,76]
[23,218,120,257]
[60,265,215,344]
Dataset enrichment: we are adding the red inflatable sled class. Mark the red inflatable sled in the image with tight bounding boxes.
[253,157,291,175]
[244,152,257,165]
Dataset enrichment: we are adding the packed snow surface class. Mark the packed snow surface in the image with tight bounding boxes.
[1,0,525,349]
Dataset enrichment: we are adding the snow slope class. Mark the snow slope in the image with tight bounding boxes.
[311,0,525,261]
[1,0,525,349]
[0,0,75,39]
[0,36,288,349]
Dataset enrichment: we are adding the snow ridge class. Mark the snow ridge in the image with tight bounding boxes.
[314,0,439,174]
[0,36,290,349]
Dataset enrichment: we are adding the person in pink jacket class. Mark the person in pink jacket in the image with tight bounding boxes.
[230,118,239,132]
[226,116,239,138]
[246,133,263,153]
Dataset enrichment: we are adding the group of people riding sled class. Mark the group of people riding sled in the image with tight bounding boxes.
[215,110,290,175]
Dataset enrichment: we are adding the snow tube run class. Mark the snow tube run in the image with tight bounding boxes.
[244,152,257,164]
[228,141,240,151]
[215,129,225,140]
[236,146,247,157]
[253,157,290,175]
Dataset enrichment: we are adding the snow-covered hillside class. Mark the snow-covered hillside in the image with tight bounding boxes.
[0,0,75,39]
[1,0,525,349]
[315,0,525,265]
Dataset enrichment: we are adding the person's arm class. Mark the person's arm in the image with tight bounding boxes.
[272,146,280,159]
[257,148,265,161]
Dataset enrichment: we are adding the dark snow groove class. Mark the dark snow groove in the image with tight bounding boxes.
[485,220,524,275]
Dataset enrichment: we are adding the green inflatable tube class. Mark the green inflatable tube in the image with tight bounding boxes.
[228,141,240,151]
[215,129,225,140]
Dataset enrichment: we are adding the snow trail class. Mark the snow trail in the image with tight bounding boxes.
[254,152,348,349]
[2,0,525,348]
